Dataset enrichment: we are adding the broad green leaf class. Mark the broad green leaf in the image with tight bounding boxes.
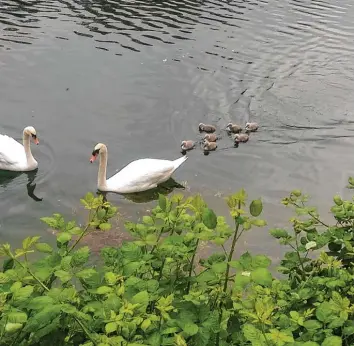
[5,323,23,332]
[55,270,72,283]
[96,286,113,295]
[182,322,199,336]
[104,272,117,285]
[71,246,90,266]
[316,302,333,323]
[99,223,111,231]
[252,219,267,227]
[303,320,322,330]
[40,217,59,228]
[57,232,72,244]
[250,199,263,217]
[143,216,154,225]
[28,296,54,310]
[202,208,217,229]
[8,312,27,323]
[105,322,117,334]
[269,228,289,239]
[35,242,53,253]
[76,268,97,279]
[251,268,272,287]
[13,285,34,301]
[211,262,227,274]
[321,336,342,346]
[159,194,167,211]
[132,290,149,312]
[141,319,151,331]
[243,324,262,343]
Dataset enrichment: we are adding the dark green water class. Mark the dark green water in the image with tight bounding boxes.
[1,0,354,258]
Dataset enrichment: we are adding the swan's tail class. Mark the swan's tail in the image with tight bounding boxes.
[172,155,188,172]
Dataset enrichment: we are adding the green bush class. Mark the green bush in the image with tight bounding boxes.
[1,179,354,345]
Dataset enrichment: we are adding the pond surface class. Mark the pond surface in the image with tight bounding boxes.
[1,0,354,256]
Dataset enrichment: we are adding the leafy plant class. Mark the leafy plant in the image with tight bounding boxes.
[2,179,354,345]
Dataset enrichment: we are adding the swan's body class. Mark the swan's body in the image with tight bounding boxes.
[0,126,39,172]
[90,143,188,194]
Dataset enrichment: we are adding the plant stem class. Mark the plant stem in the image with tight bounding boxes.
[74,316,97,345]
[68,209,94,253]
[223,201,241,293]
[186,239,199,293]
[13,257,49,292]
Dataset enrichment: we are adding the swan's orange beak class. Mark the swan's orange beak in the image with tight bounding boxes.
[33,137,39,145]
[90,154,97,163]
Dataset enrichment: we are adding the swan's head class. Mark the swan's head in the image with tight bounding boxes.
[198,123,205,130]
[24,126,39,145]
[90,143,106,163]
[226,123,232,129]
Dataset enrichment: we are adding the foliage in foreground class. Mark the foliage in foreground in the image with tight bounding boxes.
[2,180,354,345]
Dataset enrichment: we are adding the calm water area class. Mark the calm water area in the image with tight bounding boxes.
[1,0,354,259]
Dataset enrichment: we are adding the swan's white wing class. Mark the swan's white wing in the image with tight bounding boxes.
[0,135,26,169]
[107,158,176,193]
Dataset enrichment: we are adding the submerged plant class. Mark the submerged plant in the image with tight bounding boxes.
[1,179,354,345]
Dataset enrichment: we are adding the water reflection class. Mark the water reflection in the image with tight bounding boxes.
[98,177,185,203]
[0,169,43,202]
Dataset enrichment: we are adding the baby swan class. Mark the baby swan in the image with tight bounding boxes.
[202,139,217,151]
[245,122,259,132]
[199,123,216,133]
[226,123,242,133]
[234,133,249,144]
[181,140,195,151]
[204,133,218,142]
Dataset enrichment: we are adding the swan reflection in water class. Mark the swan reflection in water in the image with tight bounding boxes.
[97,177,185,203]
[0,169,43,202]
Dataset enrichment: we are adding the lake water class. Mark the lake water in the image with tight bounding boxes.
[1,0,354,257]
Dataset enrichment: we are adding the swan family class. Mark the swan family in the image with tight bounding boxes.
[0,126,188,194]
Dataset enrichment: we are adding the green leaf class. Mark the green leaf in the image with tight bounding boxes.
[143,216,154,225]
[269,228,289,239]
[55,270,72,283]
[35,242,53,253]
[250,199,263,217]
[57,232,72,244]
[303,320,322,330]
[8,312,28,323]
[316,301,333,323]
[105,322,117,334]
[76,268,97,279]
[28,296,54,310]
[243,324,262,343]
[40,217,59,228]
[202,208,217,229]
[96,286,113,295]
[13,285,34,301]
[141,319,151,331]
[183,322,199,336]
[5,323,23,333]
[159,194,167,211]
[99,223,111,231]
[132,290,149,311]
[252,219,267,227]
[22,236,40,250]
[251,268,272,287]
[321,336,342,346]
[211,262,227,274]
[71,246,90,266]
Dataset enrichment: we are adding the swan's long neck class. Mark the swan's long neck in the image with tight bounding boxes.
[98,149,108,189]
[23,131,36,166]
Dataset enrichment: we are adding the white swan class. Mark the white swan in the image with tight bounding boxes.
[0,126,39,172]
[89,143,188,193]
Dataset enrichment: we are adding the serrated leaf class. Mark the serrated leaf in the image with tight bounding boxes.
[303,319,322,330]
[71,246,90,266]
[99,223,111,231]
[132,290,149,312]
[13,285,34,301]
[252,219,267,227]
[8,312,27,324]
[35,242,53,253]
[40,217,59,229]
[243,324,262,342]
[316,302,333,323]
[202,208,217,229]
[22,236,40,250]
[269,228,289,239]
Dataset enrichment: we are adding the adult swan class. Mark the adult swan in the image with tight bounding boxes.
[0,126,39,172]
[89,143,188,194]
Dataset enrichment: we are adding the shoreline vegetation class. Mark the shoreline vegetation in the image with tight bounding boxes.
[2,179,354,345]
